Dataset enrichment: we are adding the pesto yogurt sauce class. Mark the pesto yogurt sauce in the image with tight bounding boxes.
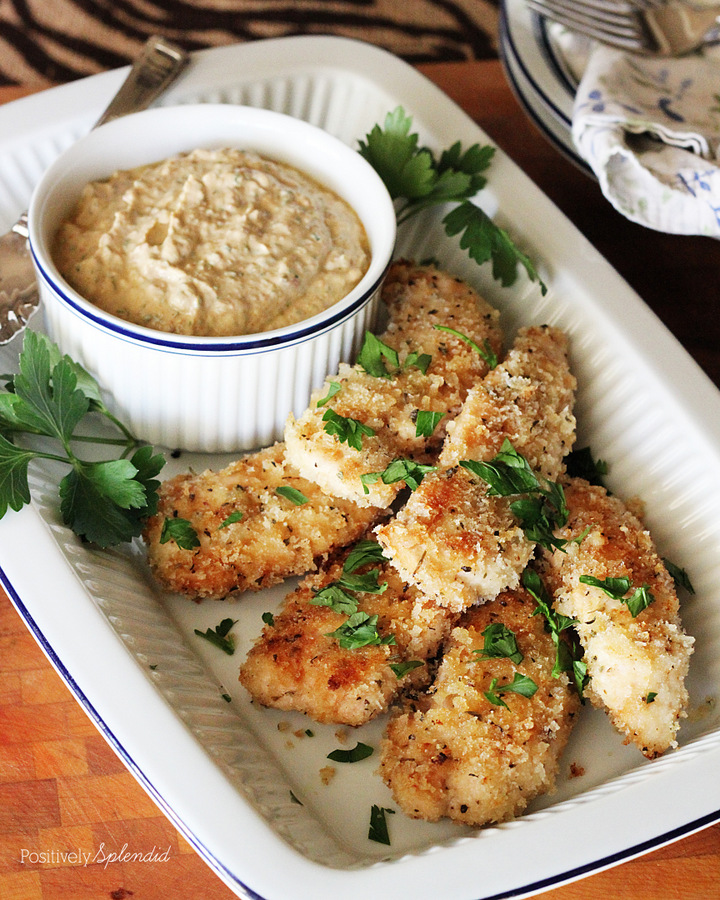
[53,148,371,337]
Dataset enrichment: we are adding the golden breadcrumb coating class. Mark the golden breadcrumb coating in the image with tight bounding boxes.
[379,585,580,826]
[238,538,457,726]
[376,325,577,612]
[284,260,503,508]
[538,477,694,758]
[142,442,381,600]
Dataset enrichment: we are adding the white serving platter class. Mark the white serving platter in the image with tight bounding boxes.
[1,34,720,900]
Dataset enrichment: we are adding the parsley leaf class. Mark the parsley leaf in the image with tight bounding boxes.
[327,742,374,763]
[484,672,538,708]
[356,331,432,379]
[361,458,437,493]
[475,622,523,665]
[357,332,399,377]
[321,409,375,451]
[462,440,571,552]
[566,446,608,487]
[0,331,164,547]
[219,510,244,528]
[358,107,545,293]
[664,559,695,594]
[434,324,498,369]
[415,409,444,438]
[444,201,546,293]
[390,659,424,678]
[325,611,396,649]
[523,568,588,697]
[316,380,341,407]
[160,516,200,550]
[579,574,655,617]
[343,539,388,573]
[368,805,395,845]
[276,485,309,505]
[194,617,237,655]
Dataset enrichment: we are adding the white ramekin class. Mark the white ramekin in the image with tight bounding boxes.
[27,103,396,453]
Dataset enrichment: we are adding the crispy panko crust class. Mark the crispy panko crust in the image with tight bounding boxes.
[537,477,694,758]
[376,325,577,611]
[284,260,503,508]
[238,538,457,726]
[379,584,580,826]
[142,442,382,600]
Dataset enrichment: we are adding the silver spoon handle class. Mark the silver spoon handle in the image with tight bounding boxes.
[10,36,189,241]
[94,36,189,127]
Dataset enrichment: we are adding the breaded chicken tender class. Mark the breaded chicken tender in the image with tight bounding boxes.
[238,538,457,726]
[379,584,580,826]
[537,477,694,758]
[284,260,503,508]
[143,442,381,600]
[376,325,577,612]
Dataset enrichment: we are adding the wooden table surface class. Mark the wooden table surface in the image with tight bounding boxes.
[1,58,719,900]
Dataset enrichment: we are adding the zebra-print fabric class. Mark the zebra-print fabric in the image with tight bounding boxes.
[0,0,500,86]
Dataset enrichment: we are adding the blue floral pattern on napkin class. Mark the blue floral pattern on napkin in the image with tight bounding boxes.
[571,42,720,236]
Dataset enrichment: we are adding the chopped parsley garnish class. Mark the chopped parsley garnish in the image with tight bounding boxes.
[475,622,523,665]
[358,106,546,293]
[361,458,437,494]
[523,568,588,697]
[644,692,658,704]
[0,330,164,547]
[484,672,538,708]
[194,617,237,655]
[218,509,244,529]
[316,380,341,407]
[261,611,275,627]
[368,805,395,845]
[343,539,388,573]
[311,583,360,615]
[356,331,432,379]
[579,574,655,617]
[566,446,608,487]
[434,324,498,369]
[221,692,232,703]
[327,741,374,763]
[325,612,396,650]
[390,659,424,678]
[311,540,389,619]
[160,516,200,550]
[415,409,444,438]
[664,559,695,594]
[357,332,400,377]
[321,408,375,451]
[276,485,309,505]
[461,440,570,551]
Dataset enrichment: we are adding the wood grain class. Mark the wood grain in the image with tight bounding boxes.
[1,60,719,899]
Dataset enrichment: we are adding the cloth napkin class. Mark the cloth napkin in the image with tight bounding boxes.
[570,39,720,237]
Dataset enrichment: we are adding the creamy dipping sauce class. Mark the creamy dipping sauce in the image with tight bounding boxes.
[53,148,371,337]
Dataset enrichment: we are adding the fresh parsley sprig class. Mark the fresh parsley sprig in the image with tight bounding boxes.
[358,106,546,293]
[0,331,164,547]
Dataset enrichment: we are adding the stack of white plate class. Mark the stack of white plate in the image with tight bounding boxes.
[499,0,592,172]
